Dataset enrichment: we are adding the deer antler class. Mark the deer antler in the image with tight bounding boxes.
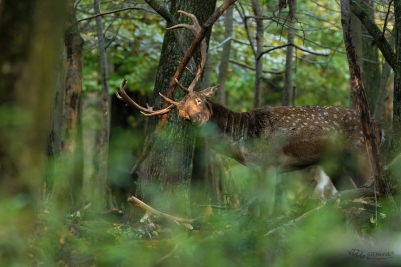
[115,79,177,117]
[167,10,207,92]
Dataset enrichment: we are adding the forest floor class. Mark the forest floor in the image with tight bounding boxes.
[32,184,401,267]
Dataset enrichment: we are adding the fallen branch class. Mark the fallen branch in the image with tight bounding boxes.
[127,196,194,224]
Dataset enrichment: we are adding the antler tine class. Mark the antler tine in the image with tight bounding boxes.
[116,79,177,117]
[167,10,201,35]
[159,92,180,105]
[139,104,176,117]
[174,78,190,93]
[167,10,207,92]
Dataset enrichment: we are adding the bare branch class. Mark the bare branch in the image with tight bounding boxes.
[144,0,174,23]
[229,59,285,74]
[258,42,329,60]
[382,0,394,38]
[127,196,194,224]
[77,7,155,23]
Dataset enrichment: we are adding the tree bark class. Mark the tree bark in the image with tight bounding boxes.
[137,0,217,216]
[45,51,66,196]
[0,0,68,264]
[350,2,362,108]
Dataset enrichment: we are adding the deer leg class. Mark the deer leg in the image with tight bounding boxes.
[342,153,372,188]
[304,165,338,198]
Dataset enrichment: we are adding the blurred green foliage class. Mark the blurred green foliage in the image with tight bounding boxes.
[25,1,401,267]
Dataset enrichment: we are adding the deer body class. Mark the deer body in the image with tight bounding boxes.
[205,101,364,171]
[116,10,376,191]
[173,89,374,188]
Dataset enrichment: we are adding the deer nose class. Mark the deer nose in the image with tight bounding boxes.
[190,114,207,126]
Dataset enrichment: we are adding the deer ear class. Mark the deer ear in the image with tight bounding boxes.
[200,85,219,98]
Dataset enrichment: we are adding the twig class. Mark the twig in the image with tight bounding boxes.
[77,7,155,23]
[127,196,194,224]
[258,42,329,60]
[74,0,81,9]
[229,59,285,74]
[382,0,394,39]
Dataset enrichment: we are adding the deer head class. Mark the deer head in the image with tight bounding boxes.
[116,10,215,125]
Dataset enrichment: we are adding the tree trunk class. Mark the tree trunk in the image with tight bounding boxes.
[282,0,296,106]
[374,36,394,163]
[45,51,66,197]
[350,3,362,108]
[217,5,234,106]
[341,0,388,195]
[137,0,216,216]
[251,0,264,108]
[0,0,68,264]
[361,0,380,114]
[52,1,84,213]
[89,0,111,212]
[390,1,401,165]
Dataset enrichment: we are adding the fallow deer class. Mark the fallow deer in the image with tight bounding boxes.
[116,11,380,195]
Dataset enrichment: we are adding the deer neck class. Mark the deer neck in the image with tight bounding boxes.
[202,101,262,164]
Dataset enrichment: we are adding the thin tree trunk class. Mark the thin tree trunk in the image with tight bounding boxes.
[374,36,394,163]
[92,0,110,211]
[251,0,264,108]
[276,0,296,214]
[0,0,68,264]
[217,5,234,105]
[341,0,388,196]
[282,0,296,106]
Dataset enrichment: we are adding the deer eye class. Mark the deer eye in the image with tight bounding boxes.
[195,98,202,105]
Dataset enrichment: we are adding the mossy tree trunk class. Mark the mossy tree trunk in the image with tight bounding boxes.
[137,0,216,216]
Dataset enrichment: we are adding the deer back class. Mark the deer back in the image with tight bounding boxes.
[195,100,367,171]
